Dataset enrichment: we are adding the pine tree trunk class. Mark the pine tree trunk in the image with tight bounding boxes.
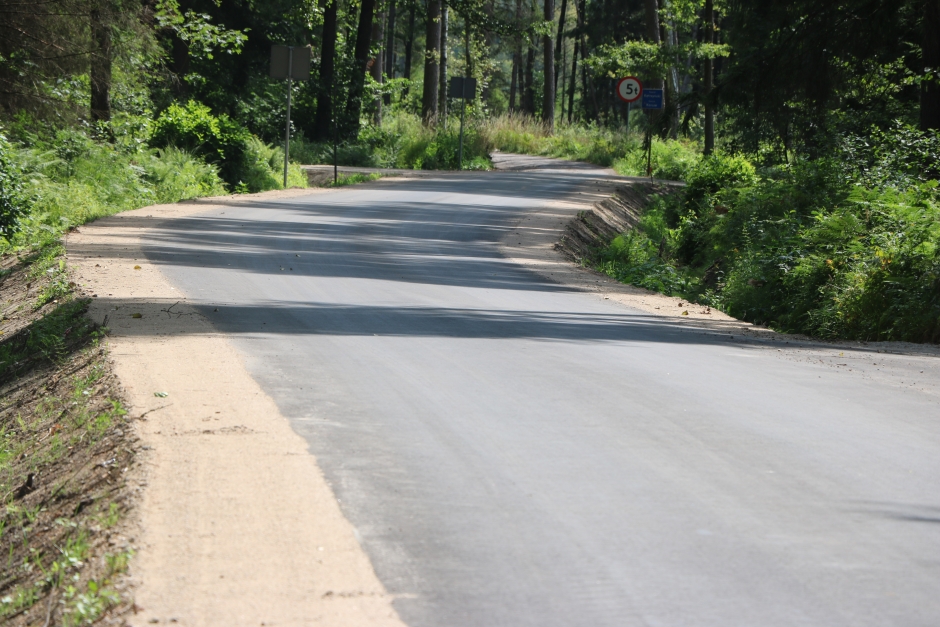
[314,0,338,140]
[421,0,442,124]
[344,0,377,137]
[90,8,112,127]
[439,3,448,123]
[509,53,519,111]
[385,0,397,78]
[567,38,578,123]
[523,46,535,114]
[385,0,397,105]
[703,0,715,154]
[922,0,940,131]
[403,1,416,94]
[542,0,555,130]
[553,0,567,98]
[371,10,386,125]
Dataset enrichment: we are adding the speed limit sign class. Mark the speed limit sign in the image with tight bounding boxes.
[616,77,642,103]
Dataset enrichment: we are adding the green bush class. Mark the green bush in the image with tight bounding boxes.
[1,129,227,252]
[288,113,494,170]
[151,101,251,189]
[0,132,31,238]
[596,152,940,343]
[143,146,228,203]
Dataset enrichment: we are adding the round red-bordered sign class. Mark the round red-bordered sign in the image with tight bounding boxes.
[616,76,643,103]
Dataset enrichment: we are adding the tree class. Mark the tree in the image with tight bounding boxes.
[344,0,378,136]
[371,7,386,125]
[922,0,940,131]
[542,0,555,128]
[703,0,715,154]
[422,0,442,123]
[90,4,113,128]
[314,0,338,140]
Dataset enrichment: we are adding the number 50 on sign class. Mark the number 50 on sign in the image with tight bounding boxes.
[616,77,642,103]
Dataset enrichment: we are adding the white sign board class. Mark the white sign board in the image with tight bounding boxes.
[616,76,642,103]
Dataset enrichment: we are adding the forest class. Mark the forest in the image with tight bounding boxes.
[1,0,939,342]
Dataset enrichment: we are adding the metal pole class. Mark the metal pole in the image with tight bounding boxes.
[458,93,466,170]
[284,47,293,189]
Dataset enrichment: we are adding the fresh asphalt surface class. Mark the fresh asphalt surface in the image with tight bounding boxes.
[142,161,939,626]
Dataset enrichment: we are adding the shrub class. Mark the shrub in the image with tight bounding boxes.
[596,150,940,343]
[150,101,251,189]
[142,146,227,203]
[0,132,32,238]
[2,131,227,251]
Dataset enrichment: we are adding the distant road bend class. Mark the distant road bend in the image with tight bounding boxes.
[141,155,940,627]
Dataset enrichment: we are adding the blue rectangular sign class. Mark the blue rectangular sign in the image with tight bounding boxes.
[642,89,664,109]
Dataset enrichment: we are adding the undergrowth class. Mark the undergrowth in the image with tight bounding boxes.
[595,152,940,343]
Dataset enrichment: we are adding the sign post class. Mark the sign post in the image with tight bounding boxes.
[641,88,664,179]
[270,45,311,188]
[448,76,477,170]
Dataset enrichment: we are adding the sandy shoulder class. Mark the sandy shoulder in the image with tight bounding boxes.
[66,187,406,627]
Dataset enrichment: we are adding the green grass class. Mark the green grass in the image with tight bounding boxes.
[326,172,383,187]
[2,119,309,253]
[483,113,701,181]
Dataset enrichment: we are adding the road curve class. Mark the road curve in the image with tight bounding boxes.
[140,159,940,627]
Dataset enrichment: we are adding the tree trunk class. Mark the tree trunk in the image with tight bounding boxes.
[568,38,578,123]
[170,35,190,97]
[643,0,662,88]
[344,0,377,137]
[553,0,567,98]
[575,0,595,119]
[421,0,442,124]
[403,0,416,94]
[371,10,386,125]
[314,0,338,140]
[385,0,397,104]
[523,46,535,114]
[542,0,555,130]
[509,53,519,111]
[703,0,715,154]
[385,0,397,78]
[922,0,940,131]
[439,3,448,124]
[90,7,112,128]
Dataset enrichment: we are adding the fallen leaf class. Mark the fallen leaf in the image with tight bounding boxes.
[154,391,169,398]
[681,311,689,316]
[131,313,142,318]
[134,265,141,270]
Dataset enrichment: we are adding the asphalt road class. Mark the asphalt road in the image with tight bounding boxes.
[142,160,940,627]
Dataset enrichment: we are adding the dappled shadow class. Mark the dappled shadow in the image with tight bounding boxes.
[96,297,752,345]
[104,170,623,292]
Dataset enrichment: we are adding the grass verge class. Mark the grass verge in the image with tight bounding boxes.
[325,172,383,188]
[0,247,137,626]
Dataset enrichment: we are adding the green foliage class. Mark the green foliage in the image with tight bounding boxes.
[150,101,251,189]
[151,102,307,191]
[0,133,31,239]
[289,113,494,170]
[144,146,228,203]
[485,114,701,179]
[236,136,307,192]
[597,149,940,343]
[1,128,227,252]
